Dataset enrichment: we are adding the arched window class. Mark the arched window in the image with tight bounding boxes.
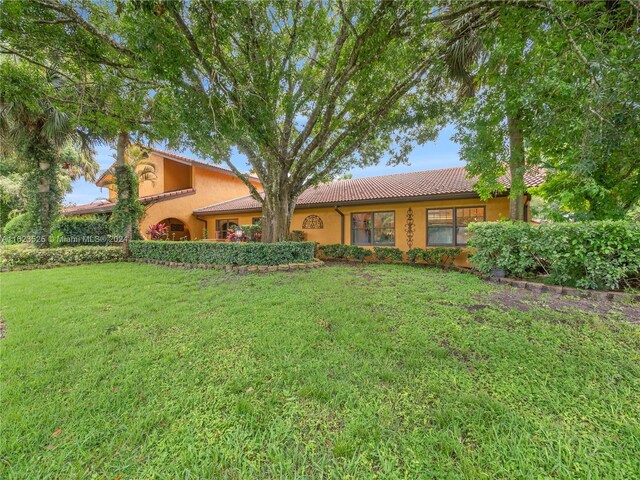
[302,215,323,229]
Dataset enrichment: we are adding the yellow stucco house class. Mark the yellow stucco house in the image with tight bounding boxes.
[65,149,544,262]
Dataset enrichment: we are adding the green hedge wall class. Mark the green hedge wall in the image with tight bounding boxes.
[129,240,316,266]
[54,218,113,245]
[1,245,125,267]
[468,221,640,290]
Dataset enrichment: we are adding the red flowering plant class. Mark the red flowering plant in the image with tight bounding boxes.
[146,223,168,240]
[227,227,248,242]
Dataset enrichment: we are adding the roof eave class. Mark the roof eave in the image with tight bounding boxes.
[192,191,511,216]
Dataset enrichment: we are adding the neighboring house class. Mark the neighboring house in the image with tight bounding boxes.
[63,148,262,240]
[66,149,544,264]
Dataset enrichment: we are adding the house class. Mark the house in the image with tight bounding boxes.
[65,149,544,264]
[194,167,544,264]
[64,148,262,240]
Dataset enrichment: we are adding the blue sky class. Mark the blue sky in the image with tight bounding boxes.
[64,124,463,205]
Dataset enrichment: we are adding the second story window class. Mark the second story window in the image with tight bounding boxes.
[351,211,395,246]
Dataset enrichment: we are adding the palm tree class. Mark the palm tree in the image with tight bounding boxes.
[442,8,528,220]
[0,60,97,247]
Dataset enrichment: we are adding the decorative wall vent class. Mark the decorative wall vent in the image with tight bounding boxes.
[405,208,415,249]
[302,215,324,229]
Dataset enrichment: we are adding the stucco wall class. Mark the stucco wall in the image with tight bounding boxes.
[200,196,517,266]
[139,166,261,240]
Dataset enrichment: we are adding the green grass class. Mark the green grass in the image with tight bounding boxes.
[1,263,639,479]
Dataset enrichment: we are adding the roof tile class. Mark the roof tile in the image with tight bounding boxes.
[193,167,545,214]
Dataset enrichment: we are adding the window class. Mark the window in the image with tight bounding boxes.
[215,218,239,239]
[351,211,395,246]
[455,207,485,246]
[427,207,485,246]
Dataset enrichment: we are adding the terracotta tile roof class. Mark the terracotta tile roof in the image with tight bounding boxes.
[96,148,260,186]
[193,167,545,214]
[64,188,196,215]
[62,199,114,215]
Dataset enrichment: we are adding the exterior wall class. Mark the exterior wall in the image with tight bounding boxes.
[139,166,261,240]
[201,196,515,266]
[162,158,192,192]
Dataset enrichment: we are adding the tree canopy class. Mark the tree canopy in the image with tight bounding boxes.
[1,0,638,242]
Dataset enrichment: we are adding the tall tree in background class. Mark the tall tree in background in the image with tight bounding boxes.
[442,6,533,220]
[439,0,639,220]
[1,0,157,244]
[0,60,98,247]
[16,0,448,242]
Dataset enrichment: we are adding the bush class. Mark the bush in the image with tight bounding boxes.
[467,222,539,278]
[426,247,462,266]
[0,245,125,267]
[407,248,425,263]
[373,247,403,262]
[317,244,370,261]
[129,240,315,266]
[469,221,640,290]
[54,217,113,245]
[2,213,30,243]
[291,230,305,242]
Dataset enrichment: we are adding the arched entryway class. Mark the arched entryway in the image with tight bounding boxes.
[159,217,191,241]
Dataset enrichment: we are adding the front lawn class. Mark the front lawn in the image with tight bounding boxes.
[1,263,639,478]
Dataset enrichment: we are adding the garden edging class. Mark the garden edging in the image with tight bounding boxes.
[486,275,640,304]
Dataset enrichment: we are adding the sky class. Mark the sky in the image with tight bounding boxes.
[64,124,463,205]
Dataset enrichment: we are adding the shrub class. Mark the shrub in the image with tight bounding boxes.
[426,247,462,266]
[146,223,168,240]
[2,213,30,243]
[469,221,640,290]
[317,244,370,261]
[317,243,349,259]
[54,217,113,245]
[467,222,538,278]
[291,230,305,242]
[373,247,403,262]
[0,245,124,267]
[129,240,315,266]
[407,248,425,263]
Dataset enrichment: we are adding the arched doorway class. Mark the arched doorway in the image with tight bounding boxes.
[159,217,191,241]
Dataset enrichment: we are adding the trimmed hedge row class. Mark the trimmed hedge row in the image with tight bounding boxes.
[129,240,316,266]
[317,244,405,262]
[468,221,640,290]
[407,247,462,266]
[0,245,125,267]
[54,217,113,245]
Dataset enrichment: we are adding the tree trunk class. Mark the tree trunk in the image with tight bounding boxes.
[115,131,133,249]
[507,112,526,221]
[31,144,58,248]
[261,190,295,242]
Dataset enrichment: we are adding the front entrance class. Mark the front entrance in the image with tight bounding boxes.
[159,217,191,241]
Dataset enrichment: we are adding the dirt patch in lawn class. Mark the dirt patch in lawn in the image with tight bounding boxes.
[489,288,640,324]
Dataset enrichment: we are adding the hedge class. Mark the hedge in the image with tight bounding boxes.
[0,245,125,267]
[129,240,315,266]
[2,213,30,243]
[407,247,462,266]
[468,221,640,290]
[317,244,369,260]
[54,217,113,245]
